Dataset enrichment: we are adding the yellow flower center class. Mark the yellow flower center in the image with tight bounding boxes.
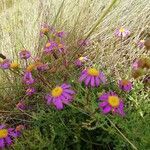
[26,64,36,72]
[121,80,129,86]
[41,28,49,34]
[140,40,145,43]
[46,42,51,48]
[58,44,64,49]
[108,96,120,107]
[0,129,8,138]
[79,57,84,61]
[119,27,125,33]
[26,88,32,93]
[10,62,19,69]
[51,86,63,97]
[87,68,99,76]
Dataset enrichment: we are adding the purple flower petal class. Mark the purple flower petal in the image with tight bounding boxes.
[79,72,88,82]
[62,92,72,100]
[102,106,111,114]
[45,94,52,105]
[53,98,64,110]
[99,72,106,83]
[63,89,75,94]
[85,76,91,86]
[0,139,5,148]
[95,76,100,86]
[99,102,108,108]
[91,76,95,87]
[0,125,5,129]
[5,136,12,146]
[61,84,71,89]
[99,93,109,101]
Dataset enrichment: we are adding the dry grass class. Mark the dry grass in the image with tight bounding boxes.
[0,0,150,75]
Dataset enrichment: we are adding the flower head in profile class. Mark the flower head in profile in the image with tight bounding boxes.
[75,56,88,67]
[26,63,37,72]
[23,72,35,85]
[26,87,36,96]
[10,61,20,69]
[19,50,31,60]
[0,59,11,69]
[55,31,65,38]
[0,125,22,149]
[137,40,145,48]
[44,41,57,54]
[40,24,50,37]
[57,43,66,53]
[16,101,26,110]
[119,80,132,92]
[98,92,125,116]
[115,27,130,38]
[36,62,49,72]
[79,68,106,87]
[45,84,75,110]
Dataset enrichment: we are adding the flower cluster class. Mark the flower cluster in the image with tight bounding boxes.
[0,125,24,149]
[0,25,140,148]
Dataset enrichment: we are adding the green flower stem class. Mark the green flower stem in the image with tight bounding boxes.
[105,116,138,150]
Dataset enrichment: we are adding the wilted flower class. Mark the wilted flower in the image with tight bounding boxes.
[137,40,145,48]
[0,125,22,149]
[45,84,75,110]
[0,59,11,69]
[115,27,130,38]
[37,62,49,71]
[26,87,36,96]
[79,68,106,87]
[119,80,132,92]
[23,72,35,85]
[99,92,125,116]
[44,41,57,54]
[55,31,65,38]
[10,61,20,69]
[19,50,31,59]
[75,56,88,67]
[78,39,90,47]
[16,101,26,110]
[132,58,150,70]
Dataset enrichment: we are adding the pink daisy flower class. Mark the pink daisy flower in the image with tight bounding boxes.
[79,68,106,87]
[75,56,88,67]
[44,41,57,54]
[99,92,125,116]
[26,87,36,96]
[0,125,22,149]
[119,80,132,92]
[115,27,130,38]
[0,59,11,69]
[23,72,35,85]
[45,84,75,110]
[19,50,31,60]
